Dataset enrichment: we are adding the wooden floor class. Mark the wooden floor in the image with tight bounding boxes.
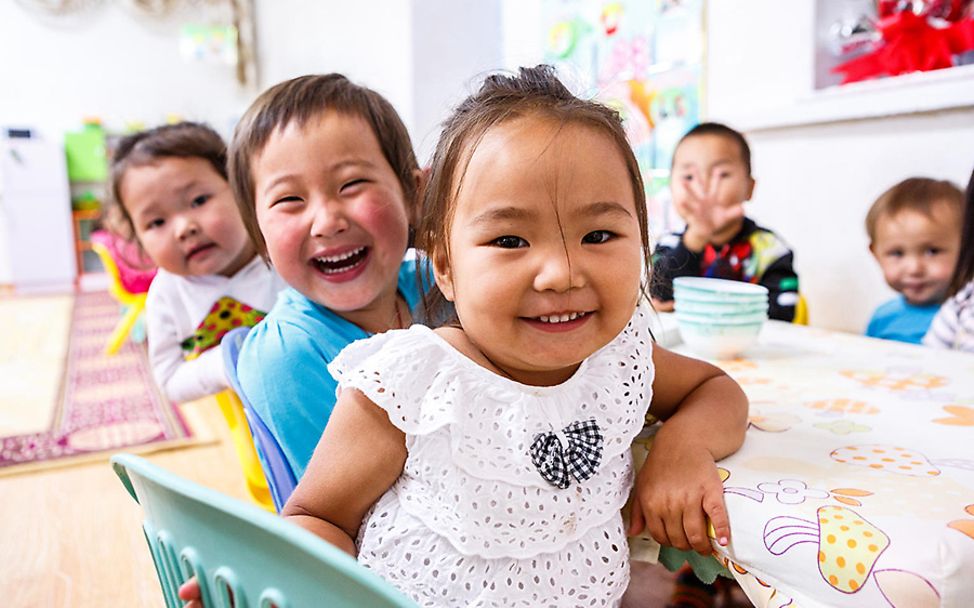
[0,398,249,607]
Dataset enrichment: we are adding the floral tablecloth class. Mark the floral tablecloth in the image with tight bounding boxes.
[674,320,974,608]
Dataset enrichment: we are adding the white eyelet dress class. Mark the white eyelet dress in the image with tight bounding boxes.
[327,304,655,607]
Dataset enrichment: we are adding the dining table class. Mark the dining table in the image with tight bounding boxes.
[655,315,974,608]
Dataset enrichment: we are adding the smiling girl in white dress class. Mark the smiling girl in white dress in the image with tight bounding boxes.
[282,66,749,607]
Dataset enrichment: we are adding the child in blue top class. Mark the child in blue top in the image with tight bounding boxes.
[864,177,963,344]
[226,74,427,479]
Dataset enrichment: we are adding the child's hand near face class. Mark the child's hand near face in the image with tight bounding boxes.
[676,166,746,254]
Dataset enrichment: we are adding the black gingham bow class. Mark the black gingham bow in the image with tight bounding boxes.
[529,419,604,489]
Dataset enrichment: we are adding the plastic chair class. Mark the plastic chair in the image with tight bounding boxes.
[222,327,298,512]
[89,230,157,355]
[111,453,417,608]
[793,293,809,325]
[213,389,274,512]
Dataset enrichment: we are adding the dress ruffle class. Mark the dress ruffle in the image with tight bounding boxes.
[329,304,655,560]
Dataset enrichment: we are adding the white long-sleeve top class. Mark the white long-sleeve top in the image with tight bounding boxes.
[145,255,286,403]
[923,280,974,353]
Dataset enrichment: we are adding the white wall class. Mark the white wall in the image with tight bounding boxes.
[255,0,414,140]
[253,0,505,163]
[0,4,252,137]
[412,0,504,163]
[707,1,974,332]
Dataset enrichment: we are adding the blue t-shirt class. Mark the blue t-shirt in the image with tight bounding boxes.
[238,256,427,480]
[865,296,940,345]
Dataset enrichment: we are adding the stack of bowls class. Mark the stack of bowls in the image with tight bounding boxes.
[672,277,769,359]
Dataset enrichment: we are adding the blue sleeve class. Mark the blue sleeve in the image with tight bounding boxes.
[865,299,897,339]
[865,309,883,338]
[238,319,339,480]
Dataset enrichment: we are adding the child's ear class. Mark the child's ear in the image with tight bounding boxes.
[431,248,456,302]
[407,167,430,228]
[745,177,756,202]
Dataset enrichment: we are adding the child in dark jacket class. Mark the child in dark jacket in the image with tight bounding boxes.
[651,122,799,322]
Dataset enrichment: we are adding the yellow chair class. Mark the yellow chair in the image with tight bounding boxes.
[89,230,157,355]
[214,389,274,511]
[793,294,809,325]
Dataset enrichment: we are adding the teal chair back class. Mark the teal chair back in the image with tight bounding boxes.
[112,453,417,608]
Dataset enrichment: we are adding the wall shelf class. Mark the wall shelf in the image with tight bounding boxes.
[734,63,974,132]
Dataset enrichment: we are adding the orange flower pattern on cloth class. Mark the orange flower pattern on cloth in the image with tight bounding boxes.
[180,296,266,360]
[831,445,940,477]
[948,504,974,541]
[933,405,974,426]
[839,369,947,392]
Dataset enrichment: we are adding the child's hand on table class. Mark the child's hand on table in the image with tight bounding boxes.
[628,432,730,556]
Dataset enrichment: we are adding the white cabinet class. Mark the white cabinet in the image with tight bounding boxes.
[0,132,76,291]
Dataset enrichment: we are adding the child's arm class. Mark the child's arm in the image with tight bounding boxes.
[630,345,748,555]
[923,286,966,349]
[281,387,407,555]
[145,293,228,403]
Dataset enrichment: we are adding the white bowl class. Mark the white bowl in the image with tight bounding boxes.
[676,313,768,332]
[674,299,769,316]
[673,288,769,304]
[673,276,769,298]
[677,317,764,359]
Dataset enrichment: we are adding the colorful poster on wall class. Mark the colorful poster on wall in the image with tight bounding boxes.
[542,0,705,238]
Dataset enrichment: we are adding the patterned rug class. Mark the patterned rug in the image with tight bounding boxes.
[0,290,211,476]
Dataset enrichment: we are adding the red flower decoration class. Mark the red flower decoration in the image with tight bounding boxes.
[833,11,974,83]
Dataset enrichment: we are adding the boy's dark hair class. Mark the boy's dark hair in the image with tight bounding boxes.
[864,177,964,244]
[108,121,227,241]
[415,64,650,324]
[947,169,974,297]
[228,74,420,259]
[675,122,752,176]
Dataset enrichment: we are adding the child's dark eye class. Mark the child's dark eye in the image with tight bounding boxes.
[886,249,903,258]
[491,235,528,249]
[271,196,303,206]
[340,179,368,192]
[190,194,210,207]
[582,230,614,244]
[145,218,164,230]
[925,247,943,256]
